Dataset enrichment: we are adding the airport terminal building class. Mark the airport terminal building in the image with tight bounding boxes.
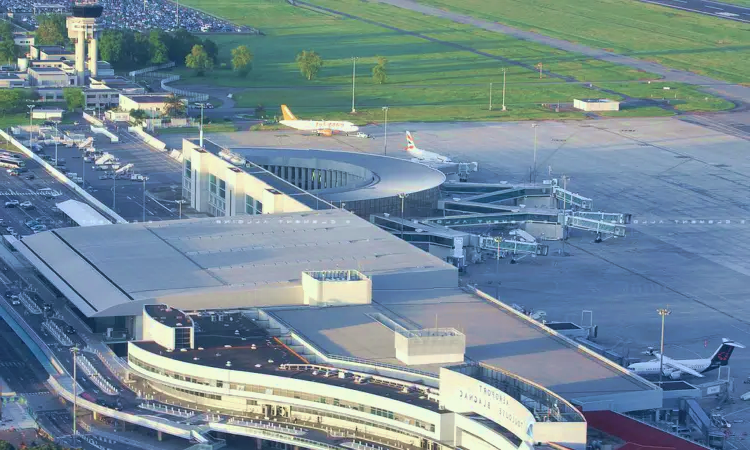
[4,139,664,450]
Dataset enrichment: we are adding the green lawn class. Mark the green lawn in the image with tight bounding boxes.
[154,123,238,134]
[0,114,28,130]
[713,0,750,6]
[174,0,732,121]
[414,0,750,84]
[598,81,735,112]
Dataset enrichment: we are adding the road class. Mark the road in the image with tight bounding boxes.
[639,0,750,23]
[319,0,750,108]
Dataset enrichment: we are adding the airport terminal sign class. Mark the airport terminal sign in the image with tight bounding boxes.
[440,368,535,441]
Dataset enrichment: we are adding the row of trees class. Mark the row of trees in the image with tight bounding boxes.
[296,51,389,84]
[0,21,18,65]
[0,89,37,116]
[98,28,219,70]
[183,44,253,77]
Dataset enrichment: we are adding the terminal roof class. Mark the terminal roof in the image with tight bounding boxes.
[271,287,656,403]
[144,305,193,328]
[16,210,454,317]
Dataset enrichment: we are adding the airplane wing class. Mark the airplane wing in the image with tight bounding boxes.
[662,357,704,377]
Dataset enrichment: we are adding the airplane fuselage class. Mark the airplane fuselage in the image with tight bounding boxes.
[280,120,359,133]
[629,358,712,376]
[408,148,451,163]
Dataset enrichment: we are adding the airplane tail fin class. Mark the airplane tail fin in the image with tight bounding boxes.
[709,338,744,368]
[406,131,416,150]
[281,105,297,121]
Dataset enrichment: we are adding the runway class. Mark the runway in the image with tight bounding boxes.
[639,0,750,23]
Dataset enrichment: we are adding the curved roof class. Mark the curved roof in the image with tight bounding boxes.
[231,147,447,202]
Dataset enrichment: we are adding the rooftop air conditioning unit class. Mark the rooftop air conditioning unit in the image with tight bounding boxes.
[226,361,232,367]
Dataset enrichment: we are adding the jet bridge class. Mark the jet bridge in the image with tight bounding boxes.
[423,211,560,227]
[78,136,94,149]
[478,236,549,261]
[572,211,632,224]
[554,186,593,210]
[464,186,554,204]
[564,215,626,240]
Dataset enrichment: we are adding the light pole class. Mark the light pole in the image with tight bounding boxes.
[489,82,493,111]
[142,176,149,222]
[382,106,388,155]
[502,68,507,111]
[657,307,671,386]
[27,104,35,148]
[112,175,117,210]
[176,0,180,28]
[494,236,502,276]
[398,193,408,240]
[531,123,538,184]
[177,199,187,219]
[199,104,205,148]
[70,346,79,447]
[54,121,59,166]
[560,175,569,256]
[351,57,358,114]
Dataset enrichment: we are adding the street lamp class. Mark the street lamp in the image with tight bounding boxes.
[382,106,389,155]
[199,104,205,148]
[53,121,60,166]
[27,104,35,148]
[142,176,149,222]
[531,123,538,184]
[112,174,117,210]
[176,199,187,219]
[351,57,358,114]
[657,307,671,386]
[502,68,507,112]
[70,346,80,447]
[398,193,408,240]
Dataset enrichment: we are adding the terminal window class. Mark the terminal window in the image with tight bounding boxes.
[184,159,191,179]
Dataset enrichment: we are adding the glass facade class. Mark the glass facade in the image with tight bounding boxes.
[245,194,263,215]
[129,353,435,434]
[208,173,226,216]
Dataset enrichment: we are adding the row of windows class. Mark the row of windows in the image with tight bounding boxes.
[184,159,192,179]
[129,354,435,433]
[245,194,263,215]
[208,174,226,198]
[174,386,222,401]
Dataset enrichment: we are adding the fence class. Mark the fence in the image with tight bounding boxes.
[90,125,119,143]
[128,62,176,77]
[161,75,209,102]
[82,112,104,127]
[0,129,128,224]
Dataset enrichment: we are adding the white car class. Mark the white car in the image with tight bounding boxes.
[355,132,372,139]
[4,200,19,208]
[20,201,33,209]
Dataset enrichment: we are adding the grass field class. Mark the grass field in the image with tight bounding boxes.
[175,0,734,121]
[0,114,27,130]
[154,123,238,134]
[415,0,750,84]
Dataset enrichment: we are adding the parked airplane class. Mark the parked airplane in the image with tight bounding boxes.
[280,105,359,136]
[627,338,744,379]
[406,131,451,163]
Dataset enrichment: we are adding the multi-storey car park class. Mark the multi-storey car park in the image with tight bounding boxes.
[1,136,701,450]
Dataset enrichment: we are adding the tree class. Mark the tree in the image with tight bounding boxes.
[148,30,169,64]
[167,29,200,64]
[0,39,17,65]
[163,93,186,117]
[0,439,15,450]
[202,38,219,64]
[185,44,213,76]
[35,14,67,46]
[99,30,126,67]
[231,45,253,77]
[0,89,36,116]
[129,109,147,126]
[372,56,388,85]
[296,50,323,81]
[131,32,152,67]
[63,87,85,111]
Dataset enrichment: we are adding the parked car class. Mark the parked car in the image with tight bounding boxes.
[42,303,53,312]
[4,200,19,208]
[3,292,14,299]
[30,224,46,232]
[11,299,20,306]
[64,325,76,335]
[5,227,14,234]
[25,219,39,228]
[25,174,35,180]
[20,201,34,210]
[355,132,372,138]
[8,170,19,176]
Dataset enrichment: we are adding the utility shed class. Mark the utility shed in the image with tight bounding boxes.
[573,98,620,112]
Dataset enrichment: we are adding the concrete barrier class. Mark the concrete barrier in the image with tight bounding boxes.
[82,111,104,127]
[90,125,120,143]
[128,126,167,151]
[0,129,128,224]
[169,149,183,162]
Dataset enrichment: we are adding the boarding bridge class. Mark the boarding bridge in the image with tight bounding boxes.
[565,215,626,238]
[115,163,133,175]
[439,200,520,215]
[478,236,549,258]
[442,182,519,195]
[572,211,632,224]
[465,187,553,204]
[553,187,593,210]
[423,211,560,227]
[78,136,94,149]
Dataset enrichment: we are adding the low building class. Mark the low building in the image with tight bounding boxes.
[85,88,120,108]
[0,73,25,88]
[13,33,34,47]
[90,76,145,95]
[27,67,75,87]
[31,108,64,121]
[30,45,76,62]
[118,93,174,117]
[573,98,620,112]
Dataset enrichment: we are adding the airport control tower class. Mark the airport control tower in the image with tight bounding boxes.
[66,0,103,84]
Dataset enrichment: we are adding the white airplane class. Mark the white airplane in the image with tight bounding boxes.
[406,131,451,163]
[627,338,744,380]
[280,105,359,136]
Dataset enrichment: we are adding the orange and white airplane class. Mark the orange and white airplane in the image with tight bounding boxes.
[280,105,359,136]
[406,131,451,163]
